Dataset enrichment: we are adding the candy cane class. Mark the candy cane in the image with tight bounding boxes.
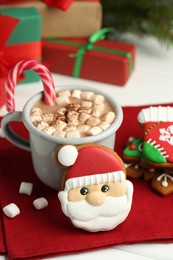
[5,60,56,112]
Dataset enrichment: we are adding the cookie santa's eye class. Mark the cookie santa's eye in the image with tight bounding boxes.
[101,185,109,192]
[80,187,89,195]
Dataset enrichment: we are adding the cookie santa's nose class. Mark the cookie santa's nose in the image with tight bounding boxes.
[86,191,106,206]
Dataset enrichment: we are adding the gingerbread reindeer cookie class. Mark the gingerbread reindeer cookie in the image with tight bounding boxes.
[55,143,134,232]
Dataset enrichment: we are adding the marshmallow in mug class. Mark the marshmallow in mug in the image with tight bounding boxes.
[30,90,116,138]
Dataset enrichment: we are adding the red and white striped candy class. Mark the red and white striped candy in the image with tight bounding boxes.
[5,60,56,112]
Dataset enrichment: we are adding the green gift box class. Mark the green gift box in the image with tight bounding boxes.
[0,7,42,84]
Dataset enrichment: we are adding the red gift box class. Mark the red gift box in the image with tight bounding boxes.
[42,34,135,86]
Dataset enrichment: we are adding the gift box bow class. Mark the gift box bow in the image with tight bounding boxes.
[45,28,134,78]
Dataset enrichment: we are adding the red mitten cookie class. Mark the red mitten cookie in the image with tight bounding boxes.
[55,143,134,232]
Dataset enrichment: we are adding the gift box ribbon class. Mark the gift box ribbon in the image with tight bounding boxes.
[0,14,40,80]
[45,28,134,78]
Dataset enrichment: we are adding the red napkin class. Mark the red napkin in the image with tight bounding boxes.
[1,104,173,260]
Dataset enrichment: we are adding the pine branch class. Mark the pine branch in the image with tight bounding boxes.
[102,0,173,46]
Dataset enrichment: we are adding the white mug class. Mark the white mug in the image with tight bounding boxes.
[1,85,123,190]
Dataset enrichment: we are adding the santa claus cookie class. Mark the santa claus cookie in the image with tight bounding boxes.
[55,143,133,232]
[138,106,173,168]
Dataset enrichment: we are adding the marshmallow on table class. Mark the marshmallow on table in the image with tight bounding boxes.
[3,203,20,218]
[33,197,48,210]
[19,181,33,195]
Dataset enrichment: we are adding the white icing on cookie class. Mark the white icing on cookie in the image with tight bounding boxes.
[58,145,78,167]
[138,106,173,124]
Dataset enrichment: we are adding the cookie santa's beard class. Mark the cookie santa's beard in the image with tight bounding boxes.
[58,180,133,232]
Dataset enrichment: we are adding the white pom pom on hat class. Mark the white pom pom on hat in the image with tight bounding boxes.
[57,145,78,167]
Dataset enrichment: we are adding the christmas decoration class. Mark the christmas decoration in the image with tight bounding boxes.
[0,1,102,37]
[5,60,56,112]
[103,0,173,46]
[42,28,135,86]
[56,144,133,232]
[123,106,173,196]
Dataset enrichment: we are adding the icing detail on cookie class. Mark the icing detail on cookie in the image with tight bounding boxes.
[157,173,173,187]
[134,164,139,169]
[138,106,173,124]
[149,168,155,172]
[144,122,161,135]
[142,121,173,164]
[123,138,143,159]
[129,144,136,150]
[65,145,125,182]
[147,138,169,158]
[58,145,78,167]
[159,125,173,146]
[143,140,167,164]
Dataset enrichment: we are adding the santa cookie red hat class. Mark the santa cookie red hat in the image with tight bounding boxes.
[55,144,126,191]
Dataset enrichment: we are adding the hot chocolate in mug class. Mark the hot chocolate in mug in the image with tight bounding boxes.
[1,61,123,190]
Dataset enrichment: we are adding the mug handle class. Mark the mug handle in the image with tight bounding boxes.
[1,112,31,152]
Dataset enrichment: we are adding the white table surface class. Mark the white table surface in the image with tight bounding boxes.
[0,35,173,260]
